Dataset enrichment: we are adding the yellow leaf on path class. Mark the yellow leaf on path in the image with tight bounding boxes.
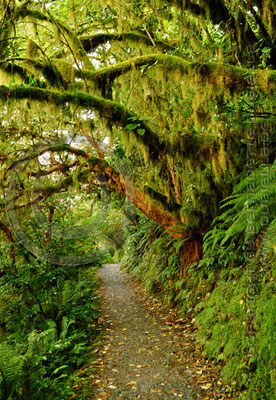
[126,381,136,386]
[201,383,212,389]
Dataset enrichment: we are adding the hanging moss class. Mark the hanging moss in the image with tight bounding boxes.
[54,59,75,84]
[80,32,176,53]
[16,7,94,71]
[144,185,181,215]
[0,83,164,160]
[0,69,13,86]
[218,140,227,173]
[77,55,276,94]
[0,63,28,83]
[211,155,222,183]
[26,40,40,59]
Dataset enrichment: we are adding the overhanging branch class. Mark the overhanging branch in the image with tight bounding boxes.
[7,144,182,237]
[0,85,164,160]
[80,32,176,53]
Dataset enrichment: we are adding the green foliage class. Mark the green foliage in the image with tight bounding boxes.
[123,163,276,399]
[122,216,174,296]
[196,263,275,399]
[195,163,276,399]
[202,162,276,269]
[0,246,101,399]
[0,0,275,398]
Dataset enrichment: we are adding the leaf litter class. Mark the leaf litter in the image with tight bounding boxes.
[87,264,236,400]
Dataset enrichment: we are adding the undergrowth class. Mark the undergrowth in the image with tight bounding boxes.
[0,249,112,399]
[122,163,276,399]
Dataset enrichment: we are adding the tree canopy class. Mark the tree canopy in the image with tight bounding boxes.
[0,1,275,398]
[0,0,275,263]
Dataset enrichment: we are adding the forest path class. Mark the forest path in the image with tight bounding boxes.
[91,264,228,400]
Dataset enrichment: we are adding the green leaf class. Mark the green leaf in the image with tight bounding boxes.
[137,128,145,135]
[52,365,68,375]
[125,123,138,130]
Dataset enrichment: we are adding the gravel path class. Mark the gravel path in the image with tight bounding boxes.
[92,264,227,400]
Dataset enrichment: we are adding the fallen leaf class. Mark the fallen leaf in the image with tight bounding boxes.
[201,383,212,389]
[108,385,117,389]
[126,381,136,386]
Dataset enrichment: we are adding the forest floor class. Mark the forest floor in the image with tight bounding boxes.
[88,264,235,400]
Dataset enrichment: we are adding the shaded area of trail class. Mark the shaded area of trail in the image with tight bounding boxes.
[92,264,231,400]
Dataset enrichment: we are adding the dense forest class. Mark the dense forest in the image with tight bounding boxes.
[0,0,275,398]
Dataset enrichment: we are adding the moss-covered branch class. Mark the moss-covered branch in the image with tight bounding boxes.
[9,143,182,236]
[0,57,65,88]
[165,0,257,46]
[79,54,276,92]
[0,63,28,82]
[80,32,176,53]
[14,7,94,70]
[3,46,275,96]
[8,143,92,171]
[31,160,80,177]
[144,185,181,215]
[0,85,164,160]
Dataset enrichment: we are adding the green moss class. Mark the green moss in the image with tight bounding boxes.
[0,84,162,160]
[144,185,181,215]
[77,55,276,93]
[80,32,176,53]
[16,8,94,70]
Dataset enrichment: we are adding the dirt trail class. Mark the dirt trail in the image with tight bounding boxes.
[92,263,229,400]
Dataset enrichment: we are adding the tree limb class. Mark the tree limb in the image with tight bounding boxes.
[80,32,176,53]
[0,85,164,160]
